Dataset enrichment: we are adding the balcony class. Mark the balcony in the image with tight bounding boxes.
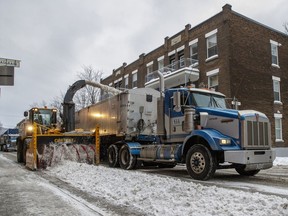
[145,58,199,89]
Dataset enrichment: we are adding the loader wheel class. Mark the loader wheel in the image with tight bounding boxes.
[235,165,260,176]
[119,145,137,170]
[107,145,119,167]
[17,140,24,163]
[186,144,216,181]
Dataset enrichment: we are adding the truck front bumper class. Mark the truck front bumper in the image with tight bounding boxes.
[224,149,276,170]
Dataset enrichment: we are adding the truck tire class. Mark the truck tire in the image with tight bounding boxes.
[107,144,119,167]
[186,144,216,181]
[119,144,137,170]
[17,140,24,163]
[235,166,260,176]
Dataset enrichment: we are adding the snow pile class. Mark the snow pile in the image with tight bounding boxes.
[48,159,288,216]
[273,157,288,166]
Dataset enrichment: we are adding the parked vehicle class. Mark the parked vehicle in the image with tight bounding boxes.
[0,128,19,152]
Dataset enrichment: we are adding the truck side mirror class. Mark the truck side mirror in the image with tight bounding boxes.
[173,92,181,112]
[24,111,28,117]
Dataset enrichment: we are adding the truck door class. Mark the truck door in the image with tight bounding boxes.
[168,90,190,142]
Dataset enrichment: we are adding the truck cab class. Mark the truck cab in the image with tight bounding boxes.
[156,87,275,180]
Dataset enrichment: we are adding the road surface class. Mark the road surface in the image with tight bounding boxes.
[0,152,145,216]
[1,151,288,216]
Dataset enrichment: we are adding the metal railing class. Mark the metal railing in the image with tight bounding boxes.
[145,58,198,83]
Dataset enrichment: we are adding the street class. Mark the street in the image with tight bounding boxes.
[1,151,288,216]
[0,152,106,216]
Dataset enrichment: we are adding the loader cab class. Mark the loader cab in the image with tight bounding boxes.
[25,107,57,127]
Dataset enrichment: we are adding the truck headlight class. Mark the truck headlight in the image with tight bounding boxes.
[27,125,33,131]
[220,138,231,145]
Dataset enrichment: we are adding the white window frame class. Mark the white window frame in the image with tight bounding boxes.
[124,74,129,89]
[158,56,164,72]
[189,38,198,65]
[272,76,281,104]
[132,70,138,89]
[114,78,122,89]
[270,40,280,67]
[146,61,153,75]
[179,55,185,67]
[206,29,218,60]
[274,113,283,142]
[207,68,219,89]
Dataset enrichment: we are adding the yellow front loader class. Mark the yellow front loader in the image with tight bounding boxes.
[16,107,100,170]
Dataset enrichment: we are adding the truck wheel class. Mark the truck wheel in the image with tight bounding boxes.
[107,145,119,167]
[119,144,137,170]
[186,144,216,181]
[17,140,24,163]
[235,166,260,176]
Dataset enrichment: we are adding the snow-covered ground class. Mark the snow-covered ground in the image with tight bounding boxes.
[47,157,288,216]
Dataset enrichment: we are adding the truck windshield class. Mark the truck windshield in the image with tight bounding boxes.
[191,92,226,108]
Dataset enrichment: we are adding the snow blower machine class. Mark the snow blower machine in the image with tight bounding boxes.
[16,80,121,170]
[16,107,100,170]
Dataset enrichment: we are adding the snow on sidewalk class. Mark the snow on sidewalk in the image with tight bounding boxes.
[47,158,288,216]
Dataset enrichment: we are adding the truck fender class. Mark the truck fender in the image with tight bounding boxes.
[182,129,222,155]
[125,142,142,156]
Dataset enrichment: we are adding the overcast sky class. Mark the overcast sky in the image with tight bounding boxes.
[0,0,287,128]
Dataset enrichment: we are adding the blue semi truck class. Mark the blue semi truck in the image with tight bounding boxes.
[72,74,275,180]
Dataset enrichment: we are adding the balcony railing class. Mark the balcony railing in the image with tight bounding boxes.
[146,58,198,83]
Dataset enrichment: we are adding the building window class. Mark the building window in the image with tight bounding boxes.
[270,40,279,66]
[190,43,198,63]
[207,68,219,90]
[272,76,281,103]
[274,113,283,141]
[169,55,176,70]
[189,38,198,65]
[158,56,164,72]
[206,29,218,59]
[132,70,137,88]
[180,55,185,68]
[114,78,122,89]
[146,62,153,74]
[124,75,129,89]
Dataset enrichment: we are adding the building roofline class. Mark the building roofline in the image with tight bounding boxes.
[103,4,287,81]
[229,7,287,37]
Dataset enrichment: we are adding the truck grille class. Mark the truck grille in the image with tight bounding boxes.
[245,120,270,148]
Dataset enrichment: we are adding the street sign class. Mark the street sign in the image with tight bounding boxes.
[0,66,14,86]
[0,58,20,86]
[0,58,20,67]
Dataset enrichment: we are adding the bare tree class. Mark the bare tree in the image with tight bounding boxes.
[30,100,48,108]
[74,65,103,111]
[50,93,64,123]
[284,22,288,34]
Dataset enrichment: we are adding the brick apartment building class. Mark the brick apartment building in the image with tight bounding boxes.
[101,4,288,147]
